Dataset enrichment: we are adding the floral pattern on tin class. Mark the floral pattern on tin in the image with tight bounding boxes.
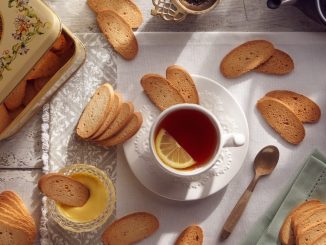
[0,0,48,80]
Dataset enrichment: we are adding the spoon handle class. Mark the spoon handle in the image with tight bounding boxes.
[220,175,260,240]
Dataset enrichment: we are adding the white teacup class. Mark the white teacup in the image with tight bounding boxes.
[149,104,245,177]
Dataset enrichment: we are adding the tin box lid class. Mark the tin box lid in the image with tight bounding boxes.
[0,0,61,104]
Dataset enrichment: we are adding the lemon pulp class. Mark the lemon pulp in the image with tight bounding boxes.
[155,129,196,169]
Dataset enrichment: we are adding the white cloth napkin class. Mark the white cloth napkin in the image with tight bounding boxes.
[116,32,326,245]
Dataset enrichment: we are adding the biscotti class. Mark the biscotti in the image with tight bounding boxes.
[312,234,326,245]
[266,90,321,123]
[95,102,134,141]
[76,83,114,139]
[220,40,275,78]
[0,191,36,245]
[27,51,62,80]
[38,173,90,207]
[102,212,159,245]
[279,200,321,245]
[97,10,138,60]
[91,92,122,139]
[4,80,27,111]
[255,49,294,75]
[257,97,305,144]
[141,74,185,111]
[296,221,326,245]
[76,83,142,147]
[87,0,143,28]
[175,225,204,245]
[97,112,143,147]
[166,65,199,104]
[279,200,326,245]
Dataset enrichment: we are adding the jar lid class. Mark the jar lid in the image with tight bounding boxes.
[0,0,61,104]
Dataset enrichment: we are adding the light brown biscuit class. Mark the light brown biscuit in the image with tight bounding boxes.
[76,83,114,139]
[38,173,90,207]
[0,205,34,239]
[0,220,33,245]
[102,212,159,245]
[257,96,305,144]
[33,77,50,92]
[0,191,35,226]
[266,90,321,123]
[97,10,138,60]
[8,106,24,121]
[279,200,321,245]
[166,65,199,104]
[96,101,134,141]
[87,0,143,29]
[23,82,38,106]
[97,112,142,147]
[4,80,27,111]
[220,40,275,78]
[91,92,122,139]
[0,206,34,238]
[27,51,62,80]
[0,196,34,228]
[0,104,11,134]
[312,233,326,245]
[51,33,67,52]
[255,49,294,75]
[141,74,185,111]
[293,207,326,236]
[175,225,204,245]
[296,220,326,245]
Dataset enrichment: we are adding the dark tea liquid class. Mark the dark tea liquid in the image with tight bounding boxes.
[156,109,219,168]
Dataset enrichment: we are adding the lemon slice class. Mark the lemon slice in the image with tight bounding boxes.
[155,129,196,169]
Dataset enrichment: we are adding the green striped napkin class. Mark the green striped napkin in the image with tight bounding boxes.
[242,150,326,245]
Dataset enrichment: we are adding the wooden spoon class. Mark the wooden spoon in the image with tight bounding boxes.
[220,145,279,240]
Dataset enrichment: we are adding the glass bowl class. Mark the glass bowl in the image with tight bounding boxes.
[46,164,116,232]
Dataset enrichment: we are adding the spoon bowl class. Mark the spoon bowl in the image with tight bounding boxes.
[254,145,279,177]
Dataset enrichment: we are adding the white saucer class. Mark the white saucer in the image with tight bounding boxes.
[123,75,249,201]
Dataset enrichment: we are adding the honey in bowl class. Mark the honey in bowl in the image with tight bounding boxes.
[154,109,219,170]
[56,172,109,222]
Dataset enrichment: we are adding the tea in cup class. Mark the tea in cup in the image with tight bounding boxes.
[149,104,245,177]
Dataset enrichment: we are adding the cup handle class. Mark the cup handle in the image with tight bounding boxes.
[221,133,246,148]
[151,0,187,22]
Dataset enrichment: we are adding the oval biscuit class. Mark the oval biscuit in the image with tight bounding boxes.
[266,90,321,123]
[257,97,305,144]
[220,40,275,78]
[97,10,138,60]
[102,212,159,245]
[255,49,294,75]
[88,0,143,29]
[166,65,199,104]
[175,225,203,245]
[76,83,114,139]
[141,74,185,111]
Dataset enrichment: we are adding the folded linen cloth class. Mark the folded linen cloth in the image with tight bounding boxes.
[242,150,326,245]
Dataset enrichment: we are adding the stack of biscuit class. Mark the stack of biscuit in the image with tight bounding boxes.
[76,83,142,147]
[257,90,320,144]
[279,199,326,245]
[87,0,143,60]
[0,32,73,134]
[141,65,199,111]
[220,40,294,78]
[0,191,36,245]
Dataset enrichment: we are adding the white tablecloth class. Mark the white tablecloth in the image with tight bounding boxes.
[116,32,326,245]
